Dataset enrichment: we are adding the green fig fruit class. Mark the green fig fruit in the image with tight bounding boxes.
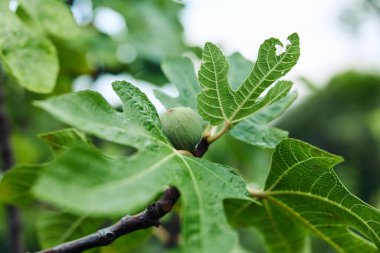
[160,107,203,151]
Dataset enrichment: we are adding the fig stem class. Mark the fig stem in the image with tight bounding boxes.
[247,186,267,199]
[207,121,231,144]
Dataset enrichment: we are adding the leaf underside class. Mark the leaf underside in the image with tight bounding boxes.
[226,138,380,253]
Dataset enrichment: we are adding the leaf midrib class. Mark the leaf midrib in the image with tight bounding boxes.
[207,44,228,120]
[267,195,347,253]
[92,152,176,191]
[263,199,293,253]
[179,155,206,251]
[269,190,379,246]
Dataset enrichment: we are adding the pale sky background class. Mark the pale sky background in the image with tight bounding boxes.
[181,0,380,90]
[74,0,380,111]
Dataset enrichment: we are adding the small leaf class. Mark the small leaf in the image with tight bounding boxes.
[0,7,58,93]
[197,33,300,125]
[154,57,201,110]
[229,91,297,148]
[226,138,380,253]
[197,42,236,125]
[19,0,80,39]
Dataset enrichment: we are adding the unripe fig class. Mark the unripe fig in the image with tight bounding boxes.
[160,107,203,151]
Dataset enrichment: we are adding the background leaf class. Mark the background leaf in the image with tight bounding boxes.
[0,164,43,205]
[228,52,252,90]
[229,91,297,148]
[37,211,102,250]
[0,128,91,205]
[154,57,200,110]
[0,7,58,93]
[18,0,80,39]
[197,42,236,125]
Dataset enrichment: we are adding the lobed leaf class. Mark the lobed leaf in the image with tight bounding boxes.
[30,81,249,253]
[197,33,300,125]
[226,138,380,253]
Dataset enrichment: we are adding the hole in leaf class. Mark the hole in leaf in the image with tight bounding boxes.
[275,44,285,56]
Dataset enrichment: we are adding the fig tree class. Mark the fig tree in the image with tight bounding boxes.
[160,107,203,151]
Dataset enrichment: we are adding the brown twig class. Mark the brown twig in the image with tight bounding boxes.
[0,66,24,253]
[34,187,180,253]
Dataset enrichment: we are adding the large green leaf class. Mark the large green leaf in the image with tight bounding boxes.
[0,6,58,93]
[19,0,80,39]
[31,81,248,253]
[229,91,297,148]
[226,138,380,253]
[197,33,300,125]
[154,57,200,110]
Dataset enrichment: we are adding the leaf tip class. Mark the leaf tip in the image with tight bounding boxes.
[111,80,131,90]
[287,32,300,44]
[204,41,219,51]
